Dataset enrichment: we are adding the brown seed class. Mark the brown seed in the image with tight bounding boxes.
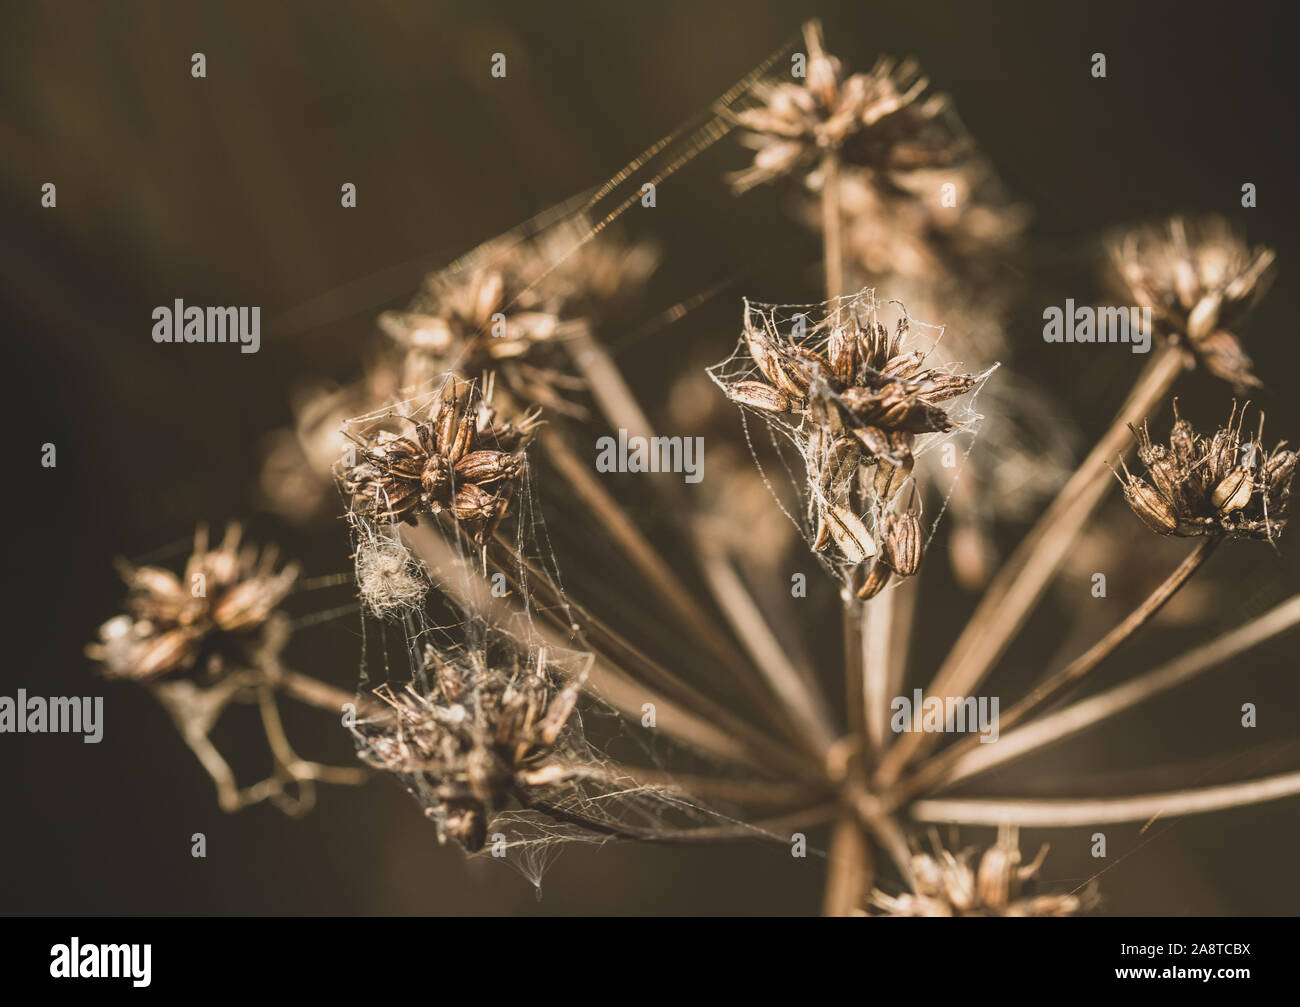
[883,511,922,576]
[728,380,791,413]
[824,504,876,563]
[1211,468,1253,513]
[1123,477,1179,535]
[454,449,522,483]
[856,561,891,599]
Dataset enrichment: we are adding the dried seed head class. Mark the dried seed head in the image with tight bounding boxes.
[353,646,588,853]
[87,524,298,681]
[718,296,980,569]
[341,377,539,543]
[868,827,1095,917]
[1118,403,1293,541]
[729,21,965,193]
[385,225,655,416]
[1108,216,1275,391]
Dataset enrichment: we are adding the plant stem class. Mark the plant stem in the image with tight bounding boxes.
[821,151,844,301]
[875,344,1187,786]
[563,325,837,759]
[276,667,372,716]
[399,520,796,775]
[918,593,1300,793]
[865,573,919,753]
[890,534,1221,806]
[910,771,1300,826]
[539,425,832,755]
[822,811,873,916]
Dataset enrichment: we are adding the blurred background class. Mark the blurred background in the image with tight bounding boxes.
[2,0,1297,915]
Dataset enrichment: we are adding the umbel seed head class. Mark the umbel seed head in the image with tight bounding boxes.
[1108,216,1275,392]
[1117,401,1295,542]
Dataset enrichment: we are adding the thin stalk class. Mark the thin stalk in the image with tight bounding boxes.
[821,151,844,301]
[889,535,1221,806]
[820,148,864,748]
[695,535,839,754]
[525,794,838,844]
[921,594,1300,793]
[876,344,1188,786]
[400,520,817,779]
[866,573,920,753]
[483,529,822,779]
[818,143,881,911]
[563,325,837,760]
[822,812,873,916]
[275,667,375,716]
[539,425,814,746]
[910,771,1300,826]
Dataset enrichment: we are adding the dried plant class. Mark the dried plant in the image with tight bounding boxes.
[1107,216,1276,392]
[90,18,1299,915]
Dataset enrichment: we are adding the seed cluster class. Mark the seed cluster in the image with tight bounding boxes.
[868,827,1094,917]
[1119,404,1295,541]
[1108,216,1275,392]
[341,378,540,544]
[87,524,298,681]
[725,301,977,586]
[730,21,963,194]
[355,646,585,852]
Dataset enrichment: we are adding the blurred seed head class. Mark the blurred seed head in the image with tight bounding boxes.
[87,524,298,681]
[1107,216,1276,392]
[867,826,1097,917]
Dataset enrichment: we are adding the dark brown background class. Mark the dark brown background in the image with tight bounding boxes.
[2,0,1297,915]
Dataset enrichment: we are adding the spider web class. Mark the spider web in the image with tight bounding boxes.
[706,288,996,585]
[300,36,839,894]
[335,376,807,896]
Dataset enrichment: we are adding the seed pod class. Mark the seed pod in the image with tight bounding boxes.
[1198,330,1261,391]
[883,511,922,576]
[1264,449,1296,496]
[1211,468,1253,513]
[856,561,891,599]
[1123,476,1179,535]
[851,424,891,460]
[378,311,455,352]
[450,483,501,523]
[728,380,791,413]
[975,843,1017,912]
[827,325,858,385]
[880,351,925,380]
[133,627,202,679]
[920,373,978,403]
[824,504,876,564]
[454,449,521,483]
[434,393,463,459]
[126,567,190,610]
[373,436,424,480]
[770,352,812,399]
[873,453,914,501]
